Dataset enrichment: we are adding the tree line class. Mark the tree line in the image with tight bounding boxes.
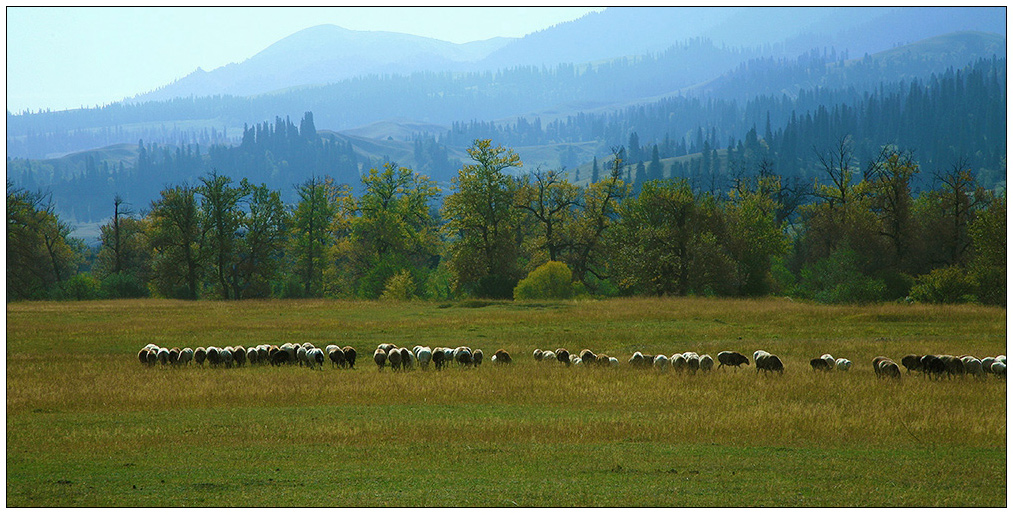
[7,138,1004,306]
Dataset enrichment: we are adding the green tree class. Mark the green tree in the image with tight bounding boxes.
[199,170,247,299]
[235,181,288,299]
[290,176,340,297]
[334,163,440,299]
[6,184,82,300]
[148,183,203,299]
[724,174,790,296]
[866,148,920,272]
[442,139,523,298]
[515,168,580,263]
[567,148,629,291]
[647,145,664,182]
[514,261,574,300]
[94,197,151,297]
[967,193,1005,306]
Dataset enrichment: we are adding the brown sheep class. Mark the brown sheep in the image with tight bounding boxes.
[373,348,387,371]
[388,348,403,371]
[717,351,749,369]
[342,346,357,369]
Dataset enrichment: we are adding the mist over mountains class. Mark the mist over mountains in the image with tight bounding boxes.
[5,6,1006,230]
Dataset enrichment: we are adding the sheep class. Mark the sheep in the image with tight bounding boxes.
[628,352,645,368]
[342,346,357,368]
[168,347,181,365]
[309,348,325,370]
[272,348,292,366]
[180,348,194,366]
[810,357,832,372]
[373,348,388,371]
[991,361,1006,378]
[430,347,445,370]
[541,350,556,362]
[378,343,397,353]
[257,345,270,364]
[473,349,484,367]
[875,359,901,379]
[653,354,670,372]
[556,349,571,367]
[901,354,923,374]
[997,355,1007,365]
[233,346,247,367]
[820,353,835,370]
[400,348,414,370]
[388,348,403,371]
[193,347,206,367]
[962,357,984,378]
[595,354,611,367]
[329,347,347,368]
[297,346,309,367]
[981,357,996,374]
[671,353,687,372]
[835,358,852,371]
[686,353,700,374]
[492,349,512,365]
[756,352,783,374]
[206,347,222,367]
[920,354,946,378]
[455,347,473,367]
[940,355,965,378]
[533,349,544,361]
[138,348,150,366]
[280,343,297,364]
[569,353,580,365]
[580,349,597,364]
[414,347,431,370]
[717,351,749,369]
[699,354,714,372]
[155,347,170,366]
[245,347,259,365]
[226,347,238,368]
[609,356,619,367]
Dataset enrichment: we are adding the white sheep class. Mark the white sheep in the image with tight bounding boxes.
[699,354,714,372]
[414,347,431,370]
[156,347,170,366]
[835,358,852,371]
[609,356,619,367]
[962,356,984,377]
[991,361,1006,377]
[401,348,415,370]
[533,349,544,361]
[308,348,325,370]
[221,347,234,368]
[542,350,556,362]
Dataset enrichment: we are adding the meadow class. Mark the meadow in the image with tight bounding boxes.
[6,297,1007,507]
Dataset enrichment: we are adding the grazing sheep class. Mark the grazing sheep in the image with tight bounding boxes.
[997,355,1007,365]
[400,348,414,370]
[875,359,901,379]
[541,350,556,362]
[415,347,432,370]
[671,353,687,372]
[194,347,207,367]
[221,348,234,368]
[373,348,388,371]
[138,348,150,366]
[580,349,597,364]
[717,351,749,369]
[940,355,965,377]
[297,346,309,367]
[492,349,512,365]
[981,357,996,374]
[533,349,544,361]
[556,349,571,367]
[653,354,670,371]
[820,353,835,370]
[378,343,396,353]
[156,347,170,366]
[245,347,259,365]
[309,348,325,370]
[991,361,1006,378]
[962,357,984,378]
[756,352,784,374]
[570,353,580,365]
[455,347,473,367]
[686,353,700,374]
[271,348,292,366]
[901,354,923,374]
[342,346,357,368]
[432,348,447,370]
[920,354,946,378]
[207,347,222,367]
[473,349,484,367]
[326,344,339,356]
[168,347,181,365]
[329,347,347,368]
[609,356,619,367]
[388,348,403,371]
[629,352,645,368]
[810,357,832,372]
[232,346,247,367]
[180,348,194,366]
[699,354,714,372]
[835,358,852,371]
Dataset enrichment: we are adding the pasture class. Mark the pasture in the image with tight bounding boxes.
[6,297,1007,507]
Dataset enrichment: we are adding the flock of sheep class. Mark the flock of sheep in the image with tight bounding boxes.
[137,342,358,369]
[370,344,513,371]
[136,342,1006,381]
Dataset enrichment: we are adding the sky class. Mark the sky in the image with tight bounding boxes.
[5,6,604,113]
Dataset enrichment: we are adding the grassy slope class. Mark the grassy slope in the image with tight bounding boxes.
[6,297,1006,507]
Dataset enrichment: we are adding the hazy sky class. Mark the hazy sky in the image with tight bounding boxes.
[6,6,603,113]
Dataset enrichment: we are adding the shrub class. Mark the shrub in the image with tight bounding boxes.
[514,261,574,300]
[909,266,977,304]
[380,270,416,301]
[100,272,148,299]
[53,274,104,301]
[794,247,887,304]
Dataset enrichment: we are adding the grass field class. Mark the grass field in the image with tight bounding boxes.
[6,297,1007,507]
